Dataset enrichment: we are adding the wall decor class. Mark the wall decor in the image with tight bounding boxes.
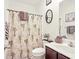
[65,12,75,22]
[67,26,75,34]
[45,9,53,24]
[46,0,52,6]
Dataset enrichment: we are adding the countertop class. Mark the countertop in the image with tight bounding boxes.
[44,42,75,59]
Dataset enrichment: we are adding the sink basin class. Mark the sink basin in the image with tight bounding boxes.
[50,42,75,54]
[53,45,75,54]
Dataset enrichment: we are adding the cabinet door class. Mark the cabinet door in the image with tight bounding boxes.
[58,53,70,59]
[45,46,57,59]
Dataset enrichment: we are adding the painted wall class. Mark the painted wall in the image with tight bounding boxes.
[4,0,42,23]
[39,0,60,41]
[59,0,75,40]
[5,0,41,14]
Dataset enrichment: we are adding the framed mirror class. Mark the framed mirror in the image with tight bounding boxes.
[45,9,53,24]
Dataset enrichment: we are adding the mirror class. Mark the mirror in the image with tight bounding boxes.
[59,0,75,40]
[45,9,53,24]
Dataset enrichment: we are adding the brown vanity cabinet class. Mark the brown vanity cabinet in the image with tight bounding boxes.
[46,46,57,59]
[45,46,70,59]
[58,53,70,59]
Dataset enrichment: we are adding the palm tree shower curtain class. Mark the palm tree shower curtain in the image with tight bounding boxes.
[5,10,43,59]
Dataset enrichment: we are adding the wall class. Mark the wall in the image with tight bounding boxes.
[4,0,42,23]
[5,0,41,13]
[59,0,75,40]
[40,0,60,41]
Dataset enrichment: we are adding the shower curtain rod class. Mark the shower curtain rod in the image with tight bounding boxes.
[6,9,43,17]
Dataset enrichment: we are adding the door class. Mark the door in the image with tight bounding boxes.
[45,46,57,59]
[58,53,70,59]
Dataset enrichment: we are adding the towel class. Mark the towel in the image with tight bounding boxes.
[18,11,29,21]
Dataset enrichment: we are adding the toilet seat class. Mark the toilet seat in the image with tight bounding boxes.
[32,48,45,56]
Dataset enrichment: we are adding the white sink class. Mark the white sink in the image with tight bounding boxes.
[53,45,75,54]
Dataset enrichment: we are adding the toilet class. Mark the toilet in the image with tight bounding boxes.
[32,48,45,59]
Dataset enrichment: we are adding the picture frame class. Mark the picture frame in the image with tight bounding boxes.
[46,0,52,6]
[65,12,75,22]
[67,26,75,34]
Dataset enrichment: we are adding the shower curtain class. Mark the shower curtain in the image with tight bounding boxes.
[5,11,43,59]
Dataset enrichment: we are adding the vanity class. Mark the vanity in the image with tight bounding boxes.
[46,46,70,59]
[45,42,75,59]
